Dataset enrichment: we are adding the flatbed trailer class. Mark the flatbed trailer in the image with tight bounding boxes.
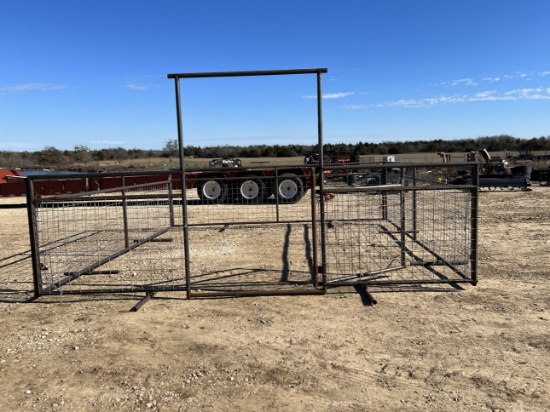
[0,169,27,196]
[0,166,316,203]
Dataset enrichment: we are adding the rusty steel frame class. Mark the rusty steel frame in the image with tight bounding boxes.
[24,68,479,305]
[317,162,479,289]
[26,177,180,296]
[26,69,329,299]
[169,68,328,299]
[25,165,479,299]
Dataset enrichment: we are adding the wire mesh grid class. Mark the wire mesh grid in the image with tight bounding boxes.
[30,174,319,296]
[33,182,186,294]
[321,191,404,283]
[320,164,476,286]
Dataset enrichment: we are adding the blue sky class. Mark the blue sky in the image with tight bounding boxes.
[1,0,549,151]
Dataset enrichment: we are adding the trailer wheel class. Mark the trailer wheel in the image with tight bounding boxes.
[197,177,227,203]
[238,174,265,203]
[277,173,304,203]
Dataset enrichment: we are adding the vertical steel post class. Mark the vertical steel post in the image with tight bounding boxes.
[173,76,192,299]
[168,176,175,227]
[412,167,417,241]
[25,178,43,297]
[316,70,328,291]
[310,169,318,288]
[381,168,388,221]
[275,167,280,223]
[121,176,130,249]
[399,167,406,266]
[470,163,479,285]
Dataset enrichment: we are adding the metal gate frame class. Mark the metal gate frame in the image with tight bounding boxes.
[168,68,328,298]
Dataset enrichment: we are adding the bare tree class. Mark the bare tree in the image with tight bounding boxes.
[73,145,92,165]
[37,146,69,169]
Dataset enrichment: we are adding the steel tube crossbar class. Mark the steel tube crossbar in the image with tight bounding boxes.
[34,180,172,203]
[325,278,473,287]
[167,68,327,79]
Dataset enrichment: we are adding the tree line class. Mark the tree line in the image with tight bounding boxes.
[1,135,549,169]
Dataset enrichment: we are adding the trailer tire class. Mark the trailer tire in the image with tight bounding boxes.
[238,174,265,203]
[197,177,228,203]
[276,173,304,203]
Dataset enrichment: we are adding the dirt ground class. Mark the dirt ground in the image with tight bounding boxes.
[0,186,549,411]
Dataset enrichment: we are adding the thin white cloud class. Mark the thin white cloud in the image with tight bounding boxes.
[444,78,478,87]
[0,82,65,95]
[473,90,497,98]
[504,87,550,99]
[345,87,550,109]
[126,84,149,91]
[302,92,355,99]
[442,71,549,86]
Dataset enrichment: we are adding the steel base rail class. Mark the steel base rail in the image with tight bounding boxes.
[188,288,325,298]
[323,278,474,287]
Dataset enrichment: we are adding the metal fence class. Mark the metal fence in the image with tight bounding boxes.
[26,178,186,296]
[25,171,324,298]
[19,66,479,302]
[24,162,478,299]
[318,163,478,288]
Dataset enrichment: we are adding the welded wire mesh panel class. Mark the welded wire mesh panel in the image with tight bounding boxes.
[32,182,186,294]
[382,188,473,282]
[392,165,474,278]
[320,163,476,286]
[321,191,404,282]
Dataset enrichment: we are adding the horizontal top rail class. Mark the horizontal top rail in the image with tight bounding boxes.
[33,179,172,203]
[167,68,328,79]
[25,170,180,181]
